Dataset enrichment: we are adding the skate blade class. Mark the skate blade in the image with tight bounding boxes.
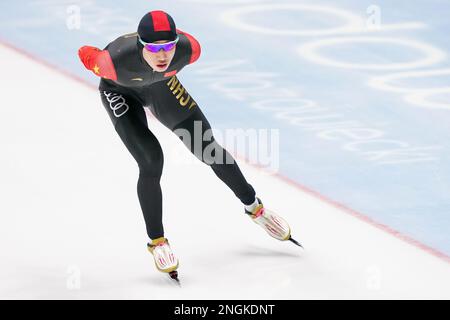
[168,271,181,287]
[288,236,304,248]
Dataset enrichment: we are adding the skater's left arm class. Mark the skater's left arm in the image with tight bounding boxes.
[176,29,201,65]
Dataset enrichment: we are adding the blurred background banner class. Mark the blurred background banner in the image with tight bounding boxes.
[0,0,449,261]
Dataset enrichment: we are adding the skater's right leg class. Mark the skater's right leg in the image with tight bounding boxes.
[99,89,165,240]
[147,237,179,275]
[100,87,181,277]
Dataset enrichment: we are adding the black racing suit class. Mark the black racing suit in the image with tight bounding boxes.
[86,30,256,239]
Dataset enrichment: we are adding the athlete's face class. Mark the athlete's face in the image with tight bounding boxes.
[142,40,176,72]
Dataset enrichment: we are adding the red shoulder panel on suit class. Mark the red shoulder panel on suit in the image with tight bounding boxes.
[176,29,201,64]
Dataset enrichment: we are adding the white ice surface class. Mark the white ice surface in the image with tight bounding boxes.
[0,44,449,300]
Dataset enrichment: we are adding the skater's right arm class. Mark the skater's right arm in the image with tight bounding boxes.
[78,45,118,81]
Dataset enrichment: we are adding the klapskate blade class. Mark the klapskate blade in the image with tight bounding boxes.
[168,271,181,287]
[289,236,304,248]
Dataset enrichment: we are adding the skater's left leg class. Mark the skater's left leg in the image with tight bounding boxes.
[145,76,256,206]
[144,77,299,245]
[171,110,299,245]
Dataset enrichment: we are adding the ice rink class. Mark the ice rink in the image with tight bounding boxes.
[0,41,449,299]
[0,0,449,299]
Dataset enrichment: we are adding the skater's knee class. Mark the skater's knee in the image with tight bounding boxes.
[138,149,164,177]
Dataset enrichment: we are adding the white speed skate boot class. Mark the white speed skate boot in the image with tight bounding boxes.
[147,237,180,283]
[245,197,302,247]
